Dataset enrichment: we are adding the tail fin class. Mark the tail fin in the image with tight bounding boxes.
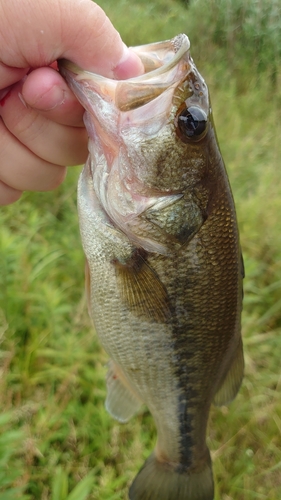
[129,451,214,500]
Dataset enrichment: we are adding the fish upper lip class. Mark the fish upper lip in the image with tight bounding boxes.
[59,34,190,84]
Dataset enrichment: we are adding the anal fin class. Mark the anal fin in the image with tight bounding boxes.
[105,360,143,423]
[213,337,244,406]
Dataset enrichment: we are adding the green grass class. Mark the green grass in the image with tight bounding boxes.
[1,0,281,498]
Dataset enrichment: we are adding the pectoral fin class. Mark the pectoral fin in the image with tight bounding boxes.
[213,338,244,406]
[113,249,171,323]
[105,360,143,423]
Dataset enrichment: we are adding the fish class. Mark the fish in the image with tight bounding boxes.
[59,34,244,500]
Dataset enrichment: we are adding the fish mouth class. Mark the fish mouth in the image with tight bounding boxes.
[59,34,191,111]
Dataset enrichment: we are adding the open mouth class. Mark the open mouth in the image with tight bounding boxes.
[59,34,191,112]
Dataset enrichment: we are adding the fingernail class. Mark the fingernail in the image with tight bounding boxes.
[18,92,28,108]
[113,44,144,80]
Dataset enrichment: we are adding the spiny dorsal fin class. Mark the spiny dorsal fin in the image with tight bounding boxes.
[113,249,171,323]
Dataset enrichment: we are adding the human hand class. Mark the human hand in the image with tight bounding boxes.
[0,0,143,205]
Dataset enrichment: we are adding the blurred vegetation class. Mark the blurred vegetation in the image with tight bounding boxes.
[1,0,281,499]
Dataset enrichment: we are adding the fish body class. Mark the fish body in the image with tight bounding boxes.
[60,34,244,500]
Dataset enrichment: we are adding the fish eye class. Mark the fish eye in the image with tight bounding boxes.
[176,106,208,142]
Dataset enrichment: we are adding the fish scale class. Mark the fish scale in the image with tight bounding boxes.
[60,33,244,500]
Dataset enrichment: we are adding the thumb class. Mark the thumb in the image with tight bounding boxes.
[0,0,143,79]
[60,1,144,79]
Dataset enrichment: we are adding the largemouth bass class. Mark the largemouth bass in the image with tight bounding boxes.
[60,34,244,500]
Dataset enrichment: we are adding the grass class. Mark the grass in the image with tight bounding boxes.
[1,0,281,498]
